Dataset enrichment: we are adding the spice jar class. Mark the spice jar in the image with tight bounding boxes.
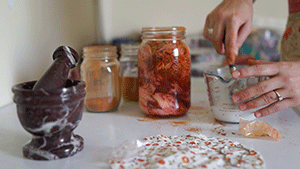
[81,45,120,112]
[119,44,140,102]
[138,27,191,117]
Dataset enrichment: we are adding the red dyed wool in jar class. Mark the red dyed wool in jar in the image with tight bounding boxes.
[138,27,191,117]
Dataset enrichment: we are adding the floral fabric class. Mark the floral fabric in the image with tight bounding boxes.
[281,11,300,61]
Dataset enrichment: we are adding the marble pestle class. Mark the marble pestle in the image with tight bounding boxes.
[32,46,79,91]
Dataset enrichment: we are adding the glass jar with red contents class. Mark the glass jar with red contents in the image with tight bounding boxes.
[138,27,191,117]
[80,45,120,112]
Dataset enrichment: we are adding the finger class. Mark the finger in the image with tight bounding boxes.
[235,55,255,65]
[232,76,283,103]
[248,59,272,65]
[254,98,293,118]
[236,20,253,49]
[225,17,240,65]
[212,22,225,54]
[238,89,286,111]
[203,14,214,40]
[232,63,280,79]
[203,17,210,39]
[223,54,254,65]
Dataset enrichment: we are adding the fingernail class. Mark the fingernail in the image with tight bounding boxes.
[232,71,240,78]
[239,104,247,111]
[255,112,261,118]
[232,95,240,102]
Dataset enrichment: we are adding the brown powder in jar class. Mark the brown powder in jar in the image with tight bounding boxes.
[120,76,139,102]
[81,45,121,113]
[85,97,119,112]
[83,63,120,112]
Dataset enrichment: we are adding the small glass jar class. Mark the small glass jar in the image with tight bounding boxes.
[81,45,120,112]
[119,44,140,102]
[138,26,191,117]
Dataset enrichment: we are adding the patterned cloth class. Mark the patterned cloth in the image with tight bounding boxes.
[109,134,265,169]
[280,11,300,61]
[280,10,300,112]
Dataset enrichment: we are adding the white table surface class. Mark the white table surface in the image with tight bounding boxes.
[1,78,300,169]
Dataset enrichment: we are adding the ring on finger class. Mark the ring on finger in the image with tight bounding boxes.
[207,28,213,34]
[274,90,283,101]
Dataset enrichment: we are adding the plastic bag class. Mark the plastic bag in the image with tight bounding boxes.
[239,118,280,141]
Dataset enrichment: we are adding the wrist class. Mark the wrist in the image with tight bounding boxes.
[225,0,255,4]
[242,0,256,4]
[247,0,256,4]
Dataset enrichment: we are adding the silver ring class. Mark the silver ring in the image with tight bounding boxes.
[274,90,283,101]
[207,28,213,34]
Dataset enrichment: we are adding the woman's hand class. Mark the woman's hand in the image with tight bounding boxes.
[223,54,255,65]
[231,60,300,117]
[203,0,254,65]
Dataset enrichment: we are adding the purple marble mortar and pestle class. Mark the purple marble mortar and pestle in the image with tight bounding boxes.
[12,46,86,160]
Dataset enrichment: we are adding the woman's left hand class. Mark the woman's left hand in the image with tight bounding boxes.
[231,60,300,118]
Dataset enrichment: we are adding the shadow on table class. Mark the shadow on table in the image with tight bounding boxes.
[87,146,112,169]
[116,100,143,118]
[292,106,300,118]
[0,128,30,159]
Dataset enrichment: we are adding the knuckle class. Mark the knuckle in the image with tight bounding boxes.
[262,93,276,104]
[253,64,264,72]
[270,92,279,101]
[272,104,281,113]
[260,105,278,117]
[240,90,250,100]
[228,14,239,23]
[292,98,300,106]
[245,99,256,108]
[255,83,268,93]
[278,62,290,70]
[258,108,272,117]
[282,76,293,83]
[216,11,224,19]
[287,87,296,96]
[295,89,300,96]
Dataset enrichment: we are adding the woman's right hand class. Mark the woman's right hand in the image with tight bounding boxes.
[203,0,254,65]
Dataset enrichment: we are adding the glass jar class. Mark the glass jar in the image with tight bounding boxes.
[81,45,120,112]
[138,26,191,117]
[119,44,140,102]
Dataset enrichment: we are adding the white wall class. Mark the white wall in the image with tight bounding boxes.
[0,0,98,107]
[0,0,289,108]
[99,0,288,42]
